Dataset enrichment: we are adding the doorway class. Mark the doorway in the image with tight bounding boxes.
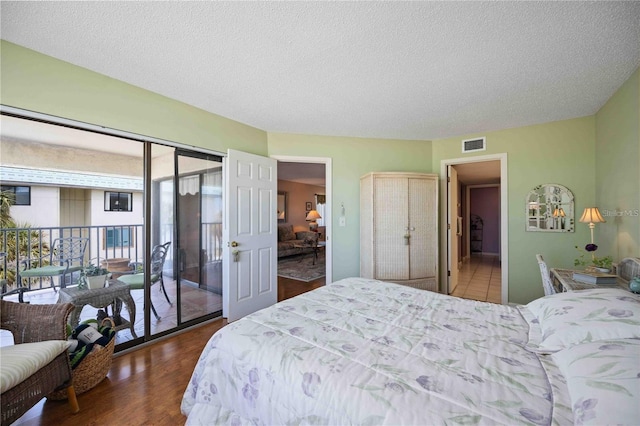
[441,154,508,304]
[272,156,332,287]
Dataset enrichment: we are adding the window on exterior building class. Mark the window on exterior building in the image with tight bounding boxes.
[104,191,132,212]
[0,185,31,205]
[104,227,133,249]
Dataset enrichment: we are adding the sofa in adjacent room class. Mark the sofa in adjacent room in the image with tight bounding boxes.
[277,224,318,258]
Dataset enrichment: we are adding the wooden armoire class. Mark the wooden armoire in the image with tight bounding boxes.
[360,172,438,292]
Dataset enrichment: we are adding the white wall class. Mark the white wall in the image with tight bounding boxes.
[89,189,144,261]
[90,189,143,226]
[10,186,60,227]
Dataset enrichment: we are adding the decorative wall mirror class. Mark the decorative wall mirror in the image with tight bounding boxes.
[526,183,574,232]
[277,191,287,223]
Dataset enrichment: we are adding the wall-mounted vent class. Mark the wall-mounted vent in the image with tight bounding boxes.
[462,137,486,153]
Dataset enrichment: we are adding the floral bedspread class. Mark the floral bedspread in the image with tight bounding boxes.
[182,277,568,425]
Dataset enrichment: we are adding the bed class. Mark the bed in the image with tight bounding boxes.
[182,277,640,425]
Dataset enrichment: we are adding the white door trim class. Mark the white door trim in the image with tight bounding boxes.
[447,165,460,295]
[271,155,332,284]
[440,153,508,304]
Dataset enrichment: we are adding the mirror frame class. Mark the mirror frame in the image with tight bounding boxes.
[526,183,574,232]
[277,191,287,223]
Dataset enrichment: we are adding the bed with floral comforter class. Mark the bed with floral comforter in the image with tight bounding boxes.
[182,278,640,425]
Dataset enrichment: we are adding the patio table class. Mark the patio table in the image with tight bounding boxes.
[57,279,137,338]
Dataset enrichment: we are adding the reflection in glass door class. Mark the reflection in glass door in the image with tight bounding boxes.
[176,151,223,324]
[151,147,223,337]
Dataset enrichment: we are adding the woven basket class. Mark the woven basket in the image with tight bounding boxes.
[48,318,116,400]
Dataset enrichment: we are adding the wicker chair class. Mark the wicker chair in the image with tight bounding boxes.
[0,301,79,425]
[536,254,557,296]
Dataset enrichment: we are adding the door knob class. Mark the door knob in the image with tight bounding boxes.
[230,241,239,247]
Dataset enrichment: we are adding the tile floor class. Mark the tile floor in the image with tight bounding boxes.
[450,254,502,303]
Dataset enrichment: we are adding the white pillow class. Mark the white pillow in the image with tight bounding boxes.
[523,288,640,352]
[552,338,640,425]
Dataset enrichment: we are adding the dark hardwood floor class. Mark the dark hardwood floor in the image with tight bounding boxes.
[277,275,325,301]
[14,276,325,425]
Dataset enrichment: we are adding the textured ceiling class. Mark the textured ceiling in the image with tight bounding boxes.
[1,1,639,142]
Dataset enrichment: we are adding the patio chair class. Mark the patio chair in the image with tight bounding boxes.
[15,237,89,302]
[118,242,172,321]
[1,300,79,425]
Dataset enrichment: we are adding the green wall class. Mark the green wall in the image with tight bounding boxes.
[0,41,268,155]
[432,117,597,304]
[595,68,640,261]
[267,133,432,281]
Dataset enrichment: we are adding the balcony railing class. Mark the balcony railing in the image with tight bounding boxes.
[0,224,143,292]
[1,222,223,294]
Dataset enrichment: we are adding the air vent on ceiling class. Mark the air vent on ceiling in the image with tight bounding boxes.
[462,137,486,153]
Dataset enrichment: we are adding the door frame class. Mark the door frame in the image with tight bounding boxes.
[270,155,332,284]
[446,165,460,295]
[440,153,508,304]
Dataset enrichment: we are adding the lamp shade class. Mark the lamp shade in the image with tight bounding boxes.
[553,207,566,217]
[306,210,321,221]
[579,207,605,224]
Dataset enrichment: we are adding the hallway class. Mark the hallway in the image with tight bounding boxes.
[450,254,502,303]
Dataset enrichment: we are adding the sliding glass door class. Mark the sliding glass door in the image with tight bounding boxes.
[0,111,224,349]
[175,150,223,325]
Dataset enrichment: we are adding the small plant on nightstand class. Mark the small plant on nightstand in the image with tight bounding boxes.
[574,244,613,272]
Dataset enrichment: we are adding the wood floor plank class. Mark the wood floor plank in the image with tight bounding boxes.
[17,320,224,426]
[14,276,324,425]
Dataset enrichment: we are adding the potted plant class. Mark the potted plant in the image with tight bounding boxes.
[79,263,110,289]
[591,255,614,272]
[574,244,613,273]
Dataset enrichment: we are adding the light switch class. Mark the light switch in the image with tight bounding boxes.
[339,217,346,227]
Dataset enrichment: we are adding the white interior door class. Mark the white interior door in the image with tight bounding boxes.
[223,149,278,322]
[447,165,459,294]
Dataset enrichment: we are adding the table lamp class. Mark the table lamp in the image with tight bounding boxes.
[306,210,321,231]
[579,207,605,244]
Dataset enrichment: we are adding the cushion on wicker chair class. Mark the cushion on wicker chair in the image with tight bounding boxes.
[0,340,71,393]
